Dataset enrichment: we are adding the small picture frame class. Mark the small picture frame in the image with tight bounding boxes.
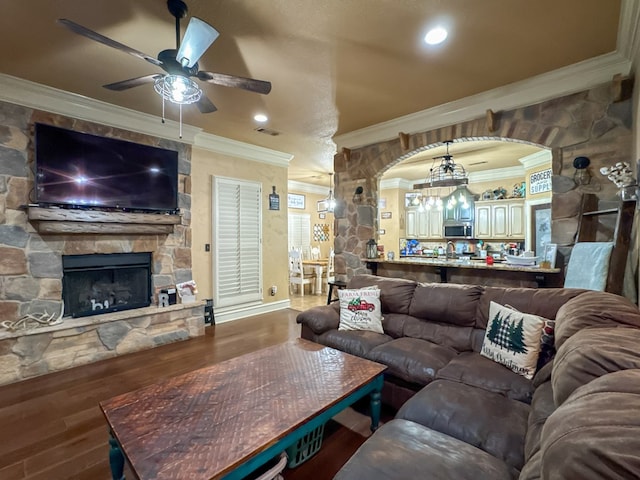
[288,193,305,209]
[542,243,558,267]
[319,212,326,219]
[317,200,328,212]
[381,211,392,219]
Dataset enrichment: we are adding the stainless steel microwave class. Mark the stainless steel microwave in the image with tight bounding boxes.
[443,223,474,239]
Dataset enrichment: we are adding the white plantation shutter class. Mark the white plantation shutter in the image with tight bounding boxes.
[213,177,262,307]
[288,213,311,250]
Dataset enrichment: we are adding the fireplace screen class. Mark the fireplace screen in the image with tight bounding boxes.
[62,252,152,318]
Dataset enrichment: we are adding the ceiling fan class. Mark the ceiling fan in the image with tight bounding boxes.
[57,0,271,114]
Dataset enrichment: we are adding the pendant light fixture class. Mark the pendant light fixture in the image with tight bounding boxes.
[325,173,336,213]
[412,140,469,209]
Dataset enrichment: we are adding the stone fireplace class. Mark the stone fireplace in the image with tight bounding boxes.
[0,104,204,386]
[62,252,152,317]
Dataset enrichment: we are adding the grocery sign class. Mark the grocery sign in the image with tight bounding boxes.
[530,168,552,195]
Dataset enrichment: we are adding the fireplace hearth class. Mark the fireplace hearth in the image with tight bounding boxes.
[62,252,152,318]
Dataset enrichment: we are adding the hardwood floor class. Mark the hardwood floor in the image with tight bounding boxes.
[0,305,366,480]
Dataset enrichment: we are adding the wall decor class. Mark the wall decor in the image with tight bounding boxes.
[381,211,392,219]
[313,224,330,242]
[288,193,305,209]
[379,198,387,209]
[268,186,280,210]
[530,168,552,195]
[319,212,326,219]
[317,200,328,212]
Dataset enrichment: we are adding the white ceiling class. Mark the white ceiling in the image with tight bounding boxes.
[0,0,631,186]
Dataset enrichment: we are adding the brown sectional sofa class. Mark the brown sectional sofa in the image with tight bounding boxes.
[295,274,640,479]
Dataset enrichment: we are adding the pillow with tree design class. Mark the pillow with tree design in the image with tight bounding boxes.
[480,301,545,379]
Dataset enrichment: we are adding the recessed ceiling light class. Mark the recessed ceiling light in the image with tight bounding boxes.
[254,113,268,123]
[424,27,448,45]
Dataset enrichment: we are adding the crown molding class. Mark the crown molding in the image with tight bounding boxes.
[380,178,414,190]
[335,52,632,150]
[468,166,525,183]
[519,150,552,170]
[194,134,293,167]
[288,180,329,195]
[0,74,202,143]
[0,73,294,166]
[381,167,527,190]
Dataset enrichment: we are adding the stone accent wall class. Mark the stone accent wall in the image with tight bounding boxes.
[0,303,204,385]
[0,100,200,385]
[333,82,634,282]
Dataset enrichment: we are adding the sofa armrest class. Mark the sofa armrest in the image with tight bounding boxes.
[296,304,340,334]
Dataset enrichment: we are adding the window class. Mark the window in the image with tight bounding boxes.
[288,213,311,250]
[213,177,262,308]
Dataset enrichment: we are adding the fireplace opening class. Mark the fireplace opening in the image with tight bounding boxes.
[62,252,152,318]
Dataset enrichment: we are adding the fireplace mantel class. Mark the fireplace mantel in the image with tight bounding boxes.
[28,206,181,234]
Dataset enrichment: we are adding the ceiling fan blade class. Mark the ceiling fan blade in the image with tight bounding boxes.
[176,17,219,68]
[196,94,218,113]
[197,71,272,95]
[103,74,164,91]
[57,18,163,67]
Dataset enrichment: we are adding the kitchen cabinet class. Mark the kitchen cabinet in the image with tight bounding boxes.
[475,200,525,239]
[405,207,443,239]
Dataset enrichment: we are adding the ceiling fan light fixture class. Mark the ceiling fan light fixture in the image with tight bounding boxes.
[176,17,220,68]
[154,74,202,105]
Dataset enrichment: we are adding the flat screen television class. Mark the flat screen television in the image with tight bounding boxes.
[34,123,179,213]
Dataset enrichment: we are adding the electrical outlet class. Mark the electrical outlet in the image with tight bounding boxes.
[270,285,277,296]
[205,244,210,252]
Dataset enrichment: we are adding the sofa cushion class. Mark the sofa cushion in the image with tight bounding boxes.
[334,419,519,480]
[314,329,392,358]
[396,380,530,470]
[476,287,584,329]
[518,450,541,480]
[554,290,640,350]
[403,317,475,352]
[347,274,417,315]
[524,381,555,461]
[480,302,545,379]
[338,287,383,333]
[408,283,484,327]
[552,327,640,406]
[378,312,411,338]
[437,351,534,403]
[368,337,457,385]
[540,369,640,480]
[296,304,340,335]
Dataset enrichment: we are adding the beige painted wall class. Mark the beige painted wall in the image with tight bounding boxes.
[379,188,405,257]
[190,147,289,305]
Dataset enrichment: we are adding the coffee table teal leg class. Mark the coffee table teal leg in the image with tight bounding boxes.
[108,431,125,480]
[369,374,384,431]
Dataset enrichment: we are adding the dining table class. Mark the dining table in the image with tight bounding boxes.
[302,258,329,295]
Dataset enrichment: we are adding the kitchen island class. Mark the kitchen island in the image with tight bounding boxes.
[366,257,563,288]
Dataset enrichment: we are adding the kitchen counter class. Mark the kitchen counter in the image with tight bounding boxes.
[366,258,562,288]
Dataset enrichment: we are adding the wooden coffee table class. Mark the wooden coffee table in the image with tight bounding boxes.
[100,339,386,479]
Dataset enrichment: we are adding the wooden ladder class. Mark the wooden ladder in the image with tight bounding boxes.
[576,194,635,295]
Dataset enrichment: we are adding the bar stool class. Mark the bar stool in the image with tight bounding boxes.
[326,279,347,304]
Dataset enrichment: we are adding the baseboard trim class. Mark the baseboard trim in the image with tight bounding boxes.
[214,299,292,323]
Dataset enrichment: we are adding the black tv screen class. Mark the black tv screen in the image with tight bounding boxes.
[34,123,179,213]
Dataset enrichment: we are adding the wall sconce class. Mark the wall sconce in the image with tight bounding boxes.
[573,156,591,185]
[353,186,364,204]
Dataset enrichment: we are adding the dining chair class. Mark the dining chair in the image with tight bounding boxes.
[289,249,315,296]
[310,246,321,260]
